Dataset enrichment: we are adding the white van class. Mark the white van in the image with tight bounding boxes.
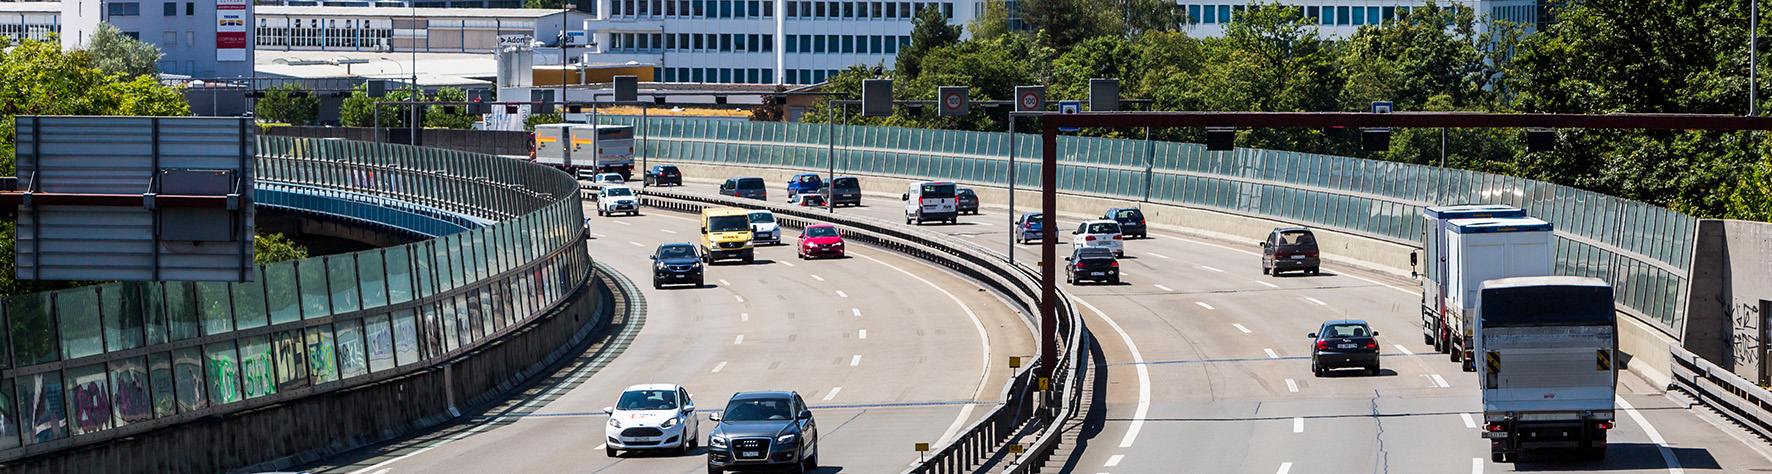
[901,181,958,225]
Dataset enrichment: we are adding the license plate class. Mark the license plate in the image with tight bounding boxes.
[741,451,761,457]
[1091,272,1104,276]
[631,437,657,441]
[1338,343,1356,349]
[1483,431,1509,438]
[1291,255,1306,259]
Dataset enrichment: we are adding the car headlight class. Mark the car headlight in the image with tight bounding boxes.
[609,418,622,429]
[775,433,798,445]
[710,436,727,448]
[661,416,679,428]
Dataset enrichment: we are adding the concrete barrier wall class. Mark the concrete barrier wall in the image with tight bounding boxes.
[1684,219,1772,385]
[2,271,607,474]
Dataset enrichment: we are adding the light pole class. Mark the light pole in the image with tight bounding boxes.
[410,2,419,145]
[1753,0,1759,115]
[376,57,405,144]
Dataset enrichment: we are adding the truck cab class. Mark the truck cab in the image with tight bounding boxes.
[1477,276,1616,462]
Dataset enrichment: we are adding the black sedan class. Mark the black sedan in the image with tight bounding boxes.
[1065,247,1119,285]
[956,187,980,215]
[643,165,683,186]
[649,243,704,289]
[1310,319,1380,376]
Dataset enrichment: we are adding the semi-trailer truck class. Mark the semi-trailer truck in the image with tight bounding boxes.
[530,124,636,179]
[1478,276,1617,462]
[1420,208,1552,371]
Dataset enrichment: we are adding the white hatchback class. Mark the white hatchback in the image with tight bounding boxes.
[1070,219,1124,257]
[604,384,700,456]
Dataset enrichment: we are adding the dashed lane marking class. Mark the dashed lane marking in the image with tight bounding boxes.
[1256,281,1280,289]
[1304,297,1327,306]
[1200,265,1224,273]
[1285,379,1299,393]
[1461,412,1477,429]
[1105,455,1124,467]
[1264,348,1279,359]
[1155,284,1174,292]
[1148,252,1171,259]
[811,274,825,281]
[720,279,732,286]
[1431,374,1450,388]
[740,313,749,322]
[850,355,862,366]
[852,308,862,316]
[1277,462,1293,474]
[613,220,632,226]
[1471,457,1482,474]
[1196,302,1216,310]
[782,261,795,267]
[1394,344,1414,355]
[836,290,849,298]
[712,361,727,373]
[1293,417,1304,433]
[660,229,677,234]
[733,295,745,303]
[1233,324,1252,333]
[733,335,744,345]
[629,241,646,247]
[858,329,867,339]
[823,387,842,401]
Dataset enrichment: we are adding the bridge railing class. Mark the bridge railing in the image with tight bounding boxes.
[0,137,589,461]
[602,115,1694,337]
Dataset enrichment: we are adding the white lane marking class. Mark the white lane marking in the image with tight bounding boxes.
[1617,395,1686,474]
[1196,302,1216,310]
[733,335,744,345]
[1265,348,1279,359]
[740,313,749,322]
[1293,417,1304,433]
[629,241,646,247]
[1461,412,1477,429]
[836,290,848,298]
[811,274,825,281]
[1256,280,1280,289]
[1157,234,1261,257]
[1155,284,1174,292]
[712,361,727,373]
[1148,252,1171,259]
[855,253,992,447]
[782,261,795,267]
[1431,374,1450,388]
[1285,379,1299,392]
[720,279,732,286]
[858,329,867,339]
[660,229,677,234]
[961,234,977,239]
[1105,454,1124,467]
[613,220,632,226]
[1471,457,1483,474]
[1337,271,1418,296]
[850,355,862,366]
[588,232,606,237]
[1276,462,1293,474]
[1200,265,1224,273]
[1394,344,1414,355]
[1304,297,1327,306]
[852,308,862,316]
[733,295,745,303]
[822,387,842,401]
[1077,297,1150,449]
[1233,324,1252,333]
[370,469,389,474]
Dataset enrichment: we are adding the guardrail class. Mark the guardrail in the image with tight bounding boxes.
[1669,344,1772,442]
[632,188,1088,474]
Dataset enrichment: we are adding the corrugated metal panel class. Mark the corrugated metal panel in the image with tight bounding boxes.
[14,116,255,282]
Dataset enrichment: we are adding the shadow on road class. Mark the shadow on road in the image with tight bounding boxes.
[1511,444,1721,471]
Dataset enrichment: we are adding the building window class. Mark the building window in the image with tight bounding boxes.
[841,35,852,53]
[1368,7,1382,25]
[1201,5,1214,23]
[1381,6,1394,23]
[843,1,853,17]
[813,69,825,83]
[693,33,704,50]
[720,33,732,51]
[786,1,797,17]
[870,35,881,53]
[800,34,811,52]
[814,34,826,53]
[1305,6,1318,22]
[124,31,140,39]
[762,34,772,52]
[163,2,176,16]
[692,68,704,82]
[787,34,797,52]
[750,34,761,52]
[719,68,731,83]
[898,1,909,17]
[827,34,838,53]
[733,33,745,51]
[107,2,141,16]
[1218,5,1230,23]
[163,30,177,46]
[941,2,951,18]
[1336,6,1349,25]
[665,68,677,82]
[815,1,825,16]
[884,34,896,53]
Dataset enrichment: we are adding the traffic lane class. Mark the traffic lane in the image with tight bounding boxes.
[305,205,1031,474]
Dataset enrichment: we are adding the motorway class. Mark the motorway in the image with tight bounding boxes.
[299,194,1037,474]
[650,176,1772,474]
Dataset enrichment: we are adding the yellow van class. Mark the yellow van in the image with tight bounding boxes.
[700,207,755,263]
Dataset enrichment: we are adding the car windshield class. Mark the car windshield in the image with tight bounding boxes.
[1115,209,1143,220]
[603,187,633,197]
[1086,222,1121,234]
[709,215,750,232]
[616,390,678,410]
[806,227,838,238]
[833,177,858,189]
[1321,324,1371,338]
[656,245,695,259]
[920,183,956,199]
[1279,231,1316,246]
[737,178,765,189]
[748,212,775,224]
[722,398,793,421]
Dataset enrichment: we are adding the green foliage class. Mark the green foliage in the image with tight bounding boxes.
[87,23,163,79]
[1018,0,1109,51]
[968,0,1012,41]
[525,0,563,7]
[254,233,310,264]
[896,5,963,80]
[340,84,423,128]
[255,83,320,125]
[1726,154,1772,221]
[424,87,480,129]
[524,112,564,131]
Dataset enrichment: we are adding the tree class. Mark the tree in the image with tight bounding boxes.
[1018,0,1111,50]
[1107,0,1187,37]
[254,83,320,125]
[895,5,963,80]
[87,23,163,78]
[340,84,422,128]
[1196,3,1345,154]
[968,0,1012,41]
[524,112,564,131]
[254,233,310,264]
[424,87,480,129]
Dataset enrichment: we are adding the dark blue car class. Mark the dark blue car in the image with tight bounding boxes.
[786,173,823,198]
[1014,212,1044,245]
[649,243,704,289]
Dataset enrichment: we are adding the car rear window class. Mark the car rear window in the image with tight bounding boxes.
[1321,324,1371,338]
[920,183,955,199]
[1114,209,1144,220]
[658,166,678,173]
[736,178,765,189]
[833,177,859,189]
[1076,248,1113,260]
[1024,214,1044,223]
[796,175,822,185]
[1086,222,1121,234]
[1278,230,1316,246]
[958,188,976,197]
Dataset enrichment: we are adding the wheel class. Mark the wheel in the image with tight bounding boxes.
[1312,362,1323,377]
[1310,267,1320,275]
[707,466,722,474]
[905,216,912,225]
[1271,268,1283,277]
[1110,276,1121,285]
[695,278,704,287]
[1065,273,1074,284]
[607,446,618,457]
[1451,349,1462,363]
[596,208,604,216]
[1492,452,1505,463]
[1367,365,1379,376]
[802,449,818,470]
[1424,333,1435,346]
[653,280,662,289]
[1262,266,1270,275]
[743,255,755,264]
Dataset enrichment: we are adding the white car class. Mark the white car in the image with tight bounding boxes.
[589,172,626,190]
[604,384,700,456]
[748,209,782,245]
[1071,219,1124,257]
[597,185,640,216]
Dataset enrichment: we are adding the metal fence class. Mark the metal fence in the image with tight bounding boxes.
[0,137,589,460]
[598,116,1694,335]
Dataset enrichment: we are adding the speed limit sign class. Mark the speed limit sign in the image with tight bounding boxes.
[939,86,968,117]
[1015,86,1045,112]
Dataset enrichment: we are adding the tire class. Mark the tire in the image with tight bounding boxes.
[1262,266,1270,275]
[1451,349,1462,363]
[1312,362,1323,377]
[596,209,604,216]
[1110,276,1121,285]
[1367,365,1380,376]
[695,278,704,288]
[607,446,618,457]
[1065,273,1074,284]
[743,255,755,264]
[1310,267,1320,275]
[1492,452,1505,463]
[1424,333,1435,346]
[708,466,723,474]
[653,280,662,290]
[803,449,818,470]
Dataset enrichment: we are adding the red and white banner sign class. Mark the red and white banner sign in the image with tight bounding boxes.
[216,0,247,62]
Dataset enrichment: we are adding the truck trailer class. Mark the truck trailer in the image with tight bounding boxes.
[530,124,636,179]
[1420,208,1552,371]
[1478,276,1617,462]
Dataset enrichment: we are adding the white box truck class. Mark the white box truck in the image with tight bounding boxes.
[1477,276,1616,463]
[1420,205,1528,357]
[1435,215,1554,371]
[529,124,635,179]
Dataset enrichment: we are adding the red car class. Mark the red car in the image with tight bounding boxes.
[797,225,845,259]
